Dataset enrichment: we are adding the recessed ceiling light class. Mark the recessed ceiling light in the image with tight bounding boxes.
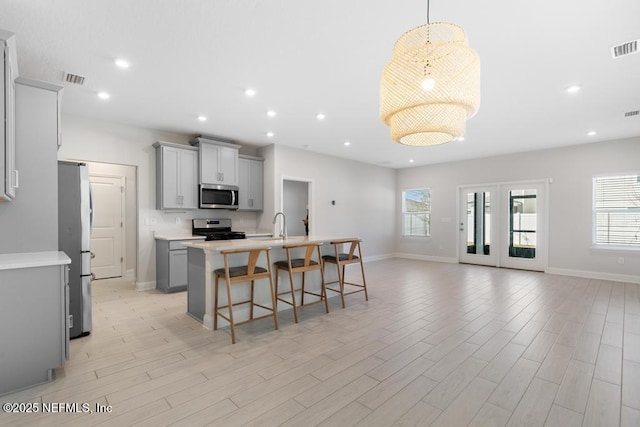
[266,110,277,117]
[344,141,351,146]
[245,88,257,97]
[266,132,274,138]
[316,113,326,120]
[566,84,581,93]
[97,91,110,100]
[587,130,597,136]
[409,159,414,163]
[115,58,130,69]
[197,115,207,122]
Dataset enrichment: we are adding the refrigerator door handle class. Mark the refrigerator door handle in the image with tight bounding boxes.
[81,275,93,333]
[89,182,94,234]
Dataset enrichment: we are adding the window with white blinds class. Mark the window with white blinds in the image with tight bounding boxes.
[593,174,640,248]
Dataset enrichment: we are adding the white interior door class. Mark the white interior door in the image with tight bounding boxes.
[90,175,124,279]
[459,181,547,272]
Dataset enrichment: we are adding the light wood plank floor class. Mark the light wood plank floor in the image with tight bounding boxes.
[1,258,639,426]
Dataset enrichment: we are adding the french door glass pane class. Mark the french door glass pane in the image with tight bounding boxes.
[467,192,491,255]
[509,189,537,258]
[466,193,475,254]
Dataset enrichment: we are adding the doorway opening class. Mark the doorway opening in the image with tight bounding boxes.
[282,178,312,237]
[79,161,138,281]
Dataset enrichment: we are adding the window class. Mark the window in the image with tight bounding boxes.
[593,173,640,248]
[402,188,431,237]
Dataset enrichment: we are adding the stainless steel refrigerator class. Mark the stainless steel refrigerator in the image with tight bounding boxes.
[58,161,93,339]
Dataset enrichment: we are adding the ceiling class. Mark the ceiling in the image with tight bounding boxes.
[1,0,639,168]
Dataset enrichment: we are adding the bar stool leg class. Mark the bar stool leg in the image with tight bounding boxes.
[268,274,279,330]
[336,262,346,308]
[320,264,330,314]
[250,280,255,320]
[225,278,236,344]
[274,265,280,311]
[214,275,220,330]
[288,268,299,323]
[360,261,369,301]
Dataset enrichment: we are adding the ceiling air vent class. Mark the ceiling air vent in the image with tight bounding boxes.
[625,110,639,117]
[611,39,638,58]
[63,72,86,85]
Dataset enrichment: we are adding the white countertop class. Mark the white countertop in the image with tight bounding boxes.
[0,251,71,271]
[183,235,358,253]
[154,233,206,241]
[155,232,273,241]
[246,232,272,238]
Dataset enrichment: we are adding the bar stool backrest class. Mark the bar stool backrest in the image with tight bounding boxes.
[219,247,272,281]
[330,239,362,261]
[283,242,323,271]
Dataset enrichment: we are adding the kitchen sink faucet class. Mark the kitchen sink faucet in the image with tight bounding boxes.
[272,212,287,239]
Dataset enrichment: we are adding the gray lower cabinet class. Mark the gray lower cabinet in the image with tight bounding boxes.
[156,240,190,293]
[0,255,70,396]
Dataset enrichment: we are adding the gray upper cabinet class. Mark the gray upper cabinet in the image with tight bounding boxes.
[1,29,18,202]
[190,137,239,186]
[154,141,198,210]
[238,155,263,211]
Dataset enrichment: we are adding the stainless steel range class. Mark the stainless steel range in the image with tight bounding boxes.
[192,219,246,241]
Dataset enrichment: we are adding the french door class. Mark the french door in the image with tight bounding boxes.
[459,181,547,271]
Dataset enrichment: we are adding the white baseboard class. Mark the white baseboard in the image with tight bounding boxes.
[124,269,135,280]
[136,281,156,291]
[394,253,458,264]
[363,254,395,263]
[546,268,640,284]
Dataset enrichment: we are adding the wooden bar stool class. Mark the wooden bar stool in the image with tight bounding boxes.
[214,247,278,344]
[274,242,329,323]
[322,239,368,308]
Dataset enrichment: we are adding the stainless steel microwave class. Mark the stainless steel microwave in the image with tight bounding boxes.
[199,184,239,209]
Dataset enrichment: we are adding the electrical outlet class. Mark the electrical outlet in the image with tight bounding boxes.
[175,217,181,225]
[617,257,625,264]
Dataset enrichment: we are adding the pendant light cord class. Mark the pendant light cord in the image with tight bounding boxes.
[426,0,430,24]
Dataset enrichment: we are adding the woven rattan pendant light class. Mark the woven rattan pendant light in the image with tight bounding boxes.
[380,1,480,146]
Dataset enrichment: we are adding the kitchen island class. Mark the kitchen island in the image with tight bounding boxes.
[183,235,357,330]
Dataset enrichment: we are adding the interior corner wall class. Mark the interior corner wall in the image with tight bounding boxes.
[269,145,397,260]
[396,137,640,282]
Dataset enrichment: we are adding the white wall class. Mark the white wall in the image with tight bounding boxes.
[397,137,640,283]
[261,145,397,260]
